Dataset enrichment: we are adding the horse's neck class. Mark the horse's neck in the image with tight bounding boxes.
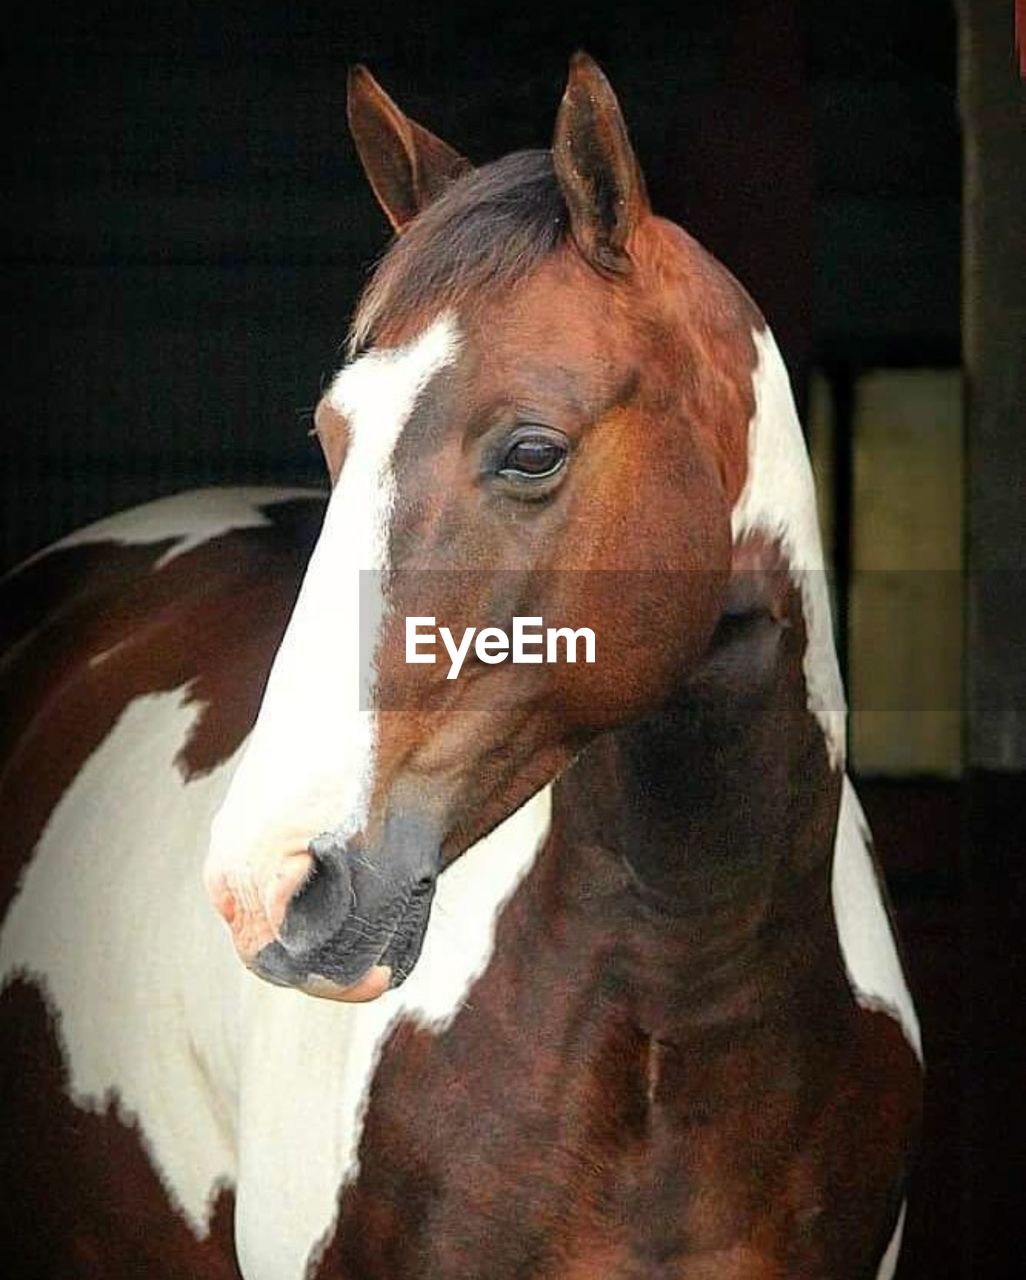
[620,623,836,915]
[553,324,846,1035]
[557,591,842,1018]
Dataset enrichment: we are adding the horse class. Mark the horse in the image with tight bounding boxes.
[0,55,922,1279]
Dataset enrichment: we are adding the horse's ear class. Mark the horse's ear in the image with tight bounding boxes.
[552,52,648,275]
[347,65,472,233]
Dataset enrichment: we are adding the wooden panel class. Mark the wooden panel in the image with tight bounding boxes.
[849,370,963,776]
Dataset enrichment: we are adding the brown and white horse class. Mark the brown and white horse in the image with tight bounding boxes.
[0,56,921,1279]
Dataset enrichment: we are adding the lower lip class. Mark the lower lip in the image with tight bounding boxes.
[302,964,393,1003]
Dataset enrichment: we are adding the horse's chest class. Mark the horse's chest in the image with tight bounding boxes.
[313,993,640,1277]
[315,1000,918,1280]
[323,1063,778,1280]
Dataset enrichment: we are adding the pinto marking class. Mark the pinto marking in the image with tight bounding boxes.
[877,1202,908,1280]
[833,779,922,1061]
[733,328,920,1063]
[0,689,244,1237]
[2,53,923,1276]
[731,326,847,770]
[0,602,551,1278]
[234,784,552,1279]
[207,317,460,945]
[31,487,318,570]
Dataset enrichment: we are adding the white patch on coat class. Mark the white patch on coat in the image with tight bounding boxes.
[731,326,847,769]
[876,1202,907,1280]
[734,330,919,1069]
[233,784,552,1280]
[0,690,246,1237]
[832,777,922,1061]
[206,316,460,910]
[23,487,319,570]
[1,675,551,1280]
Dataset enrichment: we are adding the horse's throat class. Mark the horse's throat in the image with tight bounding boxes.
[556,594,842,990]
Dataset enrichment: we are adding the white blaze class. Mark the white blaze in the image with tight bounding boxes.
[207,316,460,898]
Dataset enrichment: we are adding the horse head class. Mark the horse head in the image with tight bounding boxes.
[204,54,830,1000]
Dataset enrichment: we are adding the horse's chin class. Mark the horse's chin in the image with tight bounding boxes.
[299,965,394,1003]
[246,954,396,1002]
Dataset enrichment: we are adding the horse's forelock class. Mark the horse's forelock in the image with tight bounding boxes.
[350,150,567,354]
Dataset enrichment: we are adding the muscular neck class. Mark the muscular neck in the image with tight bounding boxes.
[552,584,843,1036]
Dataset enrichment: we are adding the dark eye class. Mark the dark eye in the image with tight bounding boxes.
[499,432,568,479]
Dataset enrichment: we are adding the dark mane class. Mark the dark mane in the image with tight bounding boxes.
[350,150,567,352]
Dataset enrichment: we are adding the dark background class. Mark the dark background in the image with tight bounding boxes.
[0,0,960,569]
[3,2,1020,1276]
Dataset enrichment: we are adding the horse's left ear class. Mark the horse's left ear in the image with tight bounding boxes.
[552,52,649,275]
[347,65,472,233]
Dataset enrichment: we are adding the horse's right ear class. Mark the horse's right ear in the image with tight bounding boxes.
[347,66,472,234]
[552,52,648,275]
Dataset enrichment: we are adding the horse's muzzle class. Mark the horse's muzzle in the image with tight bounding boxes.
[249,813,441,998]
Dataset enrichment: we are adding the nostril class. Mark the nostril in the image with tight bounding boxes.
[263,851,316,935]
[278,851,353,956]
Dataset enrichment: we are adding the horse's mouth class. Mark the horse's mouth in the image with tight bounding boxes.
[250,868,438,1000]
[377,876,437,984]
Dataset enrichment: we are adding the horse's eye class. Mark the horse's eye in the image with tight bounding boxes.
[499,434,568,479]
